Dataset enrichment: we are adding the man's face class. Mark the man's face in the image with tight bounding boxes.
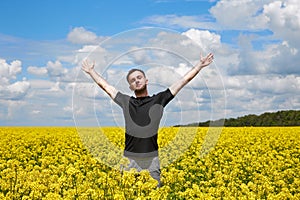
[128,71,148,92]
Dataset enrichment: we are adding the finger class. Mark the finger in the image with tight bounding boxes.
[85,59,90,66]
[207,53,213,60]
[82,59,87,66]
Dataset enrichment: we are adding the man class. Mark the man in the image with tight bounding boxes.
[81,52,214,187]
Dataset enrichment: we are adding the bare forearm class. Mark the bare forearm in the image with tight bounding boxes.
[87,69,117,99]
[88,69,106,87]
[169,53,213,96]
[169,63,203,95]
[183,62,203,83]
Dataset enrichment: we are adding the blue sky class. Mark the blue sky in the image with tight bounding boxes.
[0,0,299,126]
[0,0,214,39]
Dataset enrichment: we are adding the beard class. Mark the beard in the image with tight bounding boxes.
[134,84,147,95]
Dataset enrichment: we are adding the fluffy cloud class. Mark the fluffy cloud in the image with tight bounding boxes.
[226,34,300,76]
[0,59,22,83]
[268,41,300,75]
[0,80,30,100]
[46,60,67,78]
[0,59,30,101]
[222,74,300,117]
[27,60,68,79]
[210,0,300,47]
[119,30,209,67]
[182,28,221,52]
[27,66,48,76]
[0,59,31,123]
[67,27,98,44]
[206,0,300,76]
[67,27,106,44]
[210,0,271,30]
[263,0,300,47]
[224,74,300,95]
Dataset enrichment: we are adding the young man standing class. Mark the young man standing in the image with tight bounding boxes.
[81,52,214,186]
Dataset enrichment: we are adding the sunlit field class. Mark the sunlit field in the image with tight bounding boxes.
[0,127,299,199]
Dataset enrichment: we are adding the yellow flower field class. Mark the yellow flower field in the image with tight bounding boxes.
[0,127,299,199]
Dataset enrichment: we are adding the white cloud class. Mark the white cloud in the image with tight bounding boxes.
[206,0,300,80]
[7,81,30,94]
[0,59,22,83]
[49,82,63,92]
[225,74,300,95]
[147,66,181,87]
[141,14,217,30]
[28,79,56,89]
[127,46,153,65]
[32,110,41,114]
[26,79,68,107]
[0,80,30,100]
[12,78,75,126]
[67,27,99,44]
[77,45,100,53]
[27,66,48,76]
[182,28,221,52]
[130,31,201,66]
[263,0,300,47]
[72,82,102,99]
[46,60,67,78]
[209,0,271,30]
[0,59,30,101]
[229,35,300,76]
[268,41,300,75]
[209,0,300,48]
[222,74,300,118]
[27,60,68,79]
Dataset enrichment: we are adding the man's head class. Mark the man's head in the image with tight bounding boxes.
[126,69,148,93]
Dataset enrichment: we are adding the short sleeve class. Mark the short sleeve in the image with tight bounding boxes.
[113,92,130,108]
[157,88,174,107]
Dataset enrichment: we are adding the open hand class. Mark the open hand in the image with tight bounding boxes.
[200,53,214,68]
[81,59,95,74]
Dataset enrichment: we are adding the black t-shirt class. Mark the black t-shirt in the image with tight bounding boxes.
[114,88,174,157]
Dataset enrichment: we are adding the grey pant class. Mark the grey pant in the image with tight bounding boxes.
[122,156,161,187]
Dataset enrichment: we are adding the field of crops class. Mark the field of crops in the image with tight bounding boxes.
[0,127,299,199]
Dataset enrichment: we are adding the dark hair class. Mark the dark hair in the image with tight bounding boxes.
[126,68,146,83]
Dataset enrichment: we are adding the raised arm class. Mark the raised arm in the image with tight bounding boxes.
[82,59,118,99]
[169,53,214,96]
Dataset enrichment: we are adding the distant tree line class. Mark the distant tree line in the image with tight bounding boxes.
[175,110,300,127]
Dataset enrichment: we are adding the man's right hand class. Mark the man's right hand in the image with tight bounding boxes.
[81,59,95,74]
